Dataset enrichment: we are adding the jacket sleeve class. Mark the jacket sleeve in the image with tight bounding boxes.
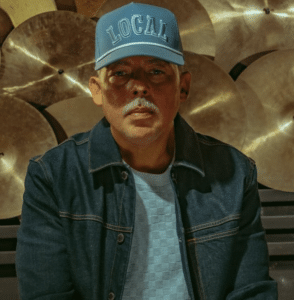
[226,161,278,299]
[16,158,75,299]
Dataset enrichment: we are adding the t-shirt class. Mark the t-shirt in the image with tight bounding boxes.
[121,160,190,300]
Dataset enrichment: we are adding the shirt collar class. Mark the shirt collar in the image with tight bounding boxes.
[88,113,205,177]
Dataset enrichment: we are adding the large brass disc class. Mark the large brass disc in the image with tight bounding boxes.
[45,97,104,138]
[0,0,57,27]
[0,95,58,219]
[237,50,294,192]
[199,0,294,72]
[179,51,246,150]
[55,0,77,12]
[235,79,270,153]
[75,0,106,17]
[96,0,216,58]
[0,7,13,46]
[0,11,96,107]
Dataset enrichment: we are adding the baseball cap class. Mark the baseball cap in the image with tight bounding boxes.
[95,2,184,70]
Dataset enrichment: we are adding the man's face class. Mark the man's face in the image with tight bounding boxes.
[90,56,190,147]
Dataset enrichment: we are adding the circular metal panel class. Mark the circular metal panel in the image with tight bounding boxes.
[45,96,104,138]
[179,51,246,150]
[199,0,294,72]
[0,0,57,27]
[0,95,57,219]
[0,11,96,107]
[237,50,294,192]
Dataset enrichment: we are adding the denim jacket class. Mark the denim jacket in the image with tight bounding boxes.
[16,114,278,300]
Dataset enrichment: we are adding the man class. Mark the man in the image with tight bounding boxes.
[16,2,278,299]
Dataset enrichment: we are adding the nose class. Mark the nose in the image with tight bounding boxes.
[129,72,149,97]
[133,89,147,96]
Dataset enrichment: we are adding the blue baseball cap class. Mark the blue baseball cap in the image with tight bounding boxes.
[95,2,185,70]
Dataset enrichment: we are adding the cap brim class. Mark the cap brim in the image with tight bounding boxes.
[95,44,184,70]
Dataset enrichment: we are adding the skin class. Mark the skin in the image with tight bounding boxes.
[89,55,191,174]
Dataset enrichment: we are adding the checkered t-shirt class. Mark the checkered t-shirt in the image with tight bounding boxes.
[121,161,190,300]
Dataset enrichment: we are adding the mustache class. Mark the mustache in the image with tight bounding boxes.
[122,98,159,116]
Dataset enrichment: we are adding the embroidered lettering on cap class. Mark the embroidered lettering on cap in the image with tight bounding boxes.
[118,18,131,38]
[144,15,157,37]
[131,14,143,35]
[106,25,122,45]
[106,15,168,45]
[158,19,167,42]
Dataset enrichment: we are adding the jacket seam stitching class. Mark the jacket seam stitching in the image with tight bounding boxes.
[75,137,89,145]
[108,236,118,296]
[198,137,256,165]
[59,212,132,232]
[244,163,255,193]
[32,137,89,163]
[197,227,239,243]
[185,214,240,234]
[118,180,126,227]
[35,159,51,185]
[187,227,239,244]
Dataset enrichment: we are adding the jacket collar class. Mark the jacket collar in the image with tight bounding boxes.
[88,113,205,177]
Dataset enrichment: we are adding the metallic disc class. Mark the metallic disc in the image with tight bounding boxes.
[0,11,96,107]
[235,79,269,153]
[45,96,104,138]
[96,0,216,57]
[237,50,294,192]
[0,95,58,219]
[199,0,294,72]
[55,0,77,12]
[0,0,57,27]
[179,51,246,150]
[75,0,106,17]
[0,7,13,46]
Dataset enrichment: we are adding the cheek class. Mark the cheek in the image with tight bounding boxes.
[100,92,126,123]
[156,86,181,107]
[102,89,124,108]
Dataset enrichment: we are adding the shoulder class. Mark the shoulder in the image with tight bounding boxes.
[195,132,256,187]
[175,114,255,166]
[30,130,91,166]
[197,132,255,166]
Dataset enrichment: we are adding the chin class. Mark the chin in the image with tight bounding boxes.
[124,129,161,146]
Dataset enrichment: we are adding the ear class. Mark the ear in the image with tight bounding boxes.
[179,71,192,103]
[89,76,102,106]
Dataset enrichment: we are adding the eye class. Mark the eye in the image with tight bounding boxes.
[150,69,164,75]
[114,70,127,76]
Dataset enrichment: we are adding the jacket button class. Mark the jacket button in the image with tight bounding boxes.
[108,292,115,300]
[121,171,128,180]
[117,233,125,244]
[171,172,177,184]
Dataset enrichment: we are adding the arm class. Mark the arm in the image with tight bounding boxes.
[16,158,75,299]
[226,161,278,299]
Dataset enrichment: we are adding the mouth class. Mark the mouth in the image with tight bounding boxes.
[127,107,154,115]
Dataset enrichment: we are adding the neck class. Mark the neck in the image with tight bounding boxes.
[116,127,175,174]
